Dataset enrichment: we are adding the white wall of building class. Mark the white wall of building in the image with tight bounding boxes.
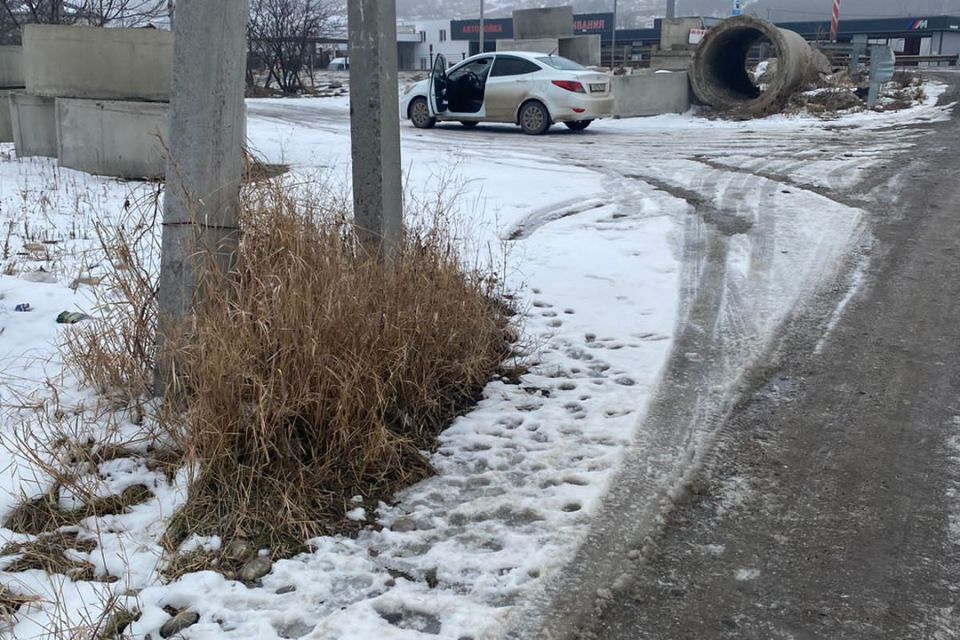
[404,19,470,71]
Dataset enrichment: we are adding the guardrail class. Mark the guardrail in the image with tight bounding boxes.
[894,54,959,67]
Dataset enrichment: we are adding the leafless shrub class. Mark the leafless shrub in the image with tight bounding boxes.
[247,0,338,94]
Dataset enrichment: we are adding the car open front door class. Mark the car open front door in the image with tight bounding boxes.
[428,54,448,116]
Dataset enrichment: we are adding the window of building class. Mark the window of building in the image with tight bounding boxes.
[419,31,427,43]
[440,29,447,42]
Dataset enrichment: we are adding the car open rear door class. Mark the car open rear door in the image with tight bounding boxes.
[428,54,448,116]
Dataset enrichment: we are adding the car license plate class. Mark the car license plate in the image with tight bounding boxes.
[590,83,606,92]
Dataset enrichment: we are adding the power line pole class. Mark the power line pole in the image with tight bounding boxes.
[347,0,402,258]
[611,0,618,68]
[479,0,485,54]
[157,0,249,393]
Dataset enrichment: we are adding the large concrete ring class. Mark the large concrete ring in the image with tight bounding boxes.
[690,16,822,113]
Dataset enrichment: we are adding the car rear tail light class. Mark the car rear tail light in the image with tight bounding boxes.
[552,80,586,94]
[572,108,586,113]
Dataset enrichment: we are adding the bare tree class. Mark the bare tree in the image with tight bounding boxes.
[73,0,169,27]
[248,0,337,94]
[0,0,168,42]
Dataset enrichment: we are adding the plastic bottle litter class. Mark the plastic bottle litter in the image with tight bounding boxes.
[56,311,91,324]
[14,303,31,312]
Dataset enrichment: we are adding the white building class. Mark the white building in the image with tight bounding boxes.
[397,19,470,71]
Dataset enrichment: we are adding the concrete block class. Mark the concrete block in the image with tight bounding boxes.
[56,98,169,179]
[497,38,559,55]
[0,47,24,88]
[612,71,690,118]
[513,7,574,40]
[559,35,601,66]
[10,92,56,157]
[0,89,17,142]
[23,25,173,101]
[660,18,704,51]
[650,49,696,71]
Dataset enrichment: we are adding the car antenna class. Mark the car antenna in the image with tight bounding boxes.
[549,46,559,56]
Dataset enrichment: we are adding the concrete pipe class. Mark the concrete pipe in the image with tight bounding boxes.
[690,16,827,113]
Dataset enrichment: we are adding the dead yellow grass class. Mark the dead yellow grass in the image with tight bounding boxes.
[63,175,514,558]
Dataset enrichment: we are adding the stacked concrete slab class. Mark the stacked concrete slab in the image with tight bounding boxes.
[0,46,25,143]
[612,71,690,117]
[10,93,55,155]
[14,24,174,179]
[650,18,703,71]
[498,6,601,67]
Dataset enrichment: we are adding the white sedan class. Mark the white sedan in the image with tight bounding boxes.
[401,51,614,135]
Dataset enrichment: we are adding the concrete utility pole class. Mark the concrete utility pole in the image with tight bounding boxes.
[479,0,485,53]
[666,0,676,19]
[348,0,403,258]
[157,0,249,388]
[611,0,618,68]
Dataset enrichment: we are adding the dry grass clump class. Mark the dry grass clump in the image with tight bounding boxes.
[787,88,864,116]
[0,585,40,619]
[57,171,514,561]
[159,179,512,551]
[884,71,926,110]
[4,485,153,536]
[62,190,163,409]
[1,532,101,582]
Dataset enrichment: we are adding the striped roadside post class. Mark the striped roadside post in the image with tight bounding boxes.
[830,0,841,42]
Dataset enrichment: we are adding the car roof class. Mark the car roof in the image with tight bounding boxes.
[461,51,554,63]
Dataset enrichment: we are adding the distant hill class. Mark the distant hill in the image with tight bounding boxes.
[396,0,959,26]
[395,0,736,27]
[746,0,957,22]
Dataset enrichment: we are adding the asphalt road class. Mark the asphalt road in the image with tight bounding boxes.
[538,80,960,640]
[250,87,958,640]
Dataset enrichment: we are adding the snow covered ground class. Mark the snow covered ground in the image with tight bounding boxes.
[0,86,952,639]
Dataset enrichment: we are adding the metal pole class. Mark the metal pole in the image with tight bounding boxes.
[611,0,618,68]
[830,0,841,42]
[347,0,403,258]
[479,0,485,54]
[157,0,249,395]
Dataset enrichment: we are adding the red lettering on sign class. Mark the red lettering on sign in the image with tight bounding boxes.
[463,23,504,34]
[574,19,606,31]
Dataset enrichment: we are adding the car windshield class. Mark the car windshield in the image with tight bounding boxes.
[537,56,586,71]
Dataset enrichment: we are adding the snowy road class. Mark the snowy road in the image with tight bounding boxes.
[250,97,949,640]
[551,80,960,640]
[0,92,950,640]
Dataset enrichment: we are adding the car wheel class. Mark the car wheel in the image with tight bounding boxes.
[519,101,551,135]
[460,121,479,128]
[564,120,593,131]
[409,97,435,129]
